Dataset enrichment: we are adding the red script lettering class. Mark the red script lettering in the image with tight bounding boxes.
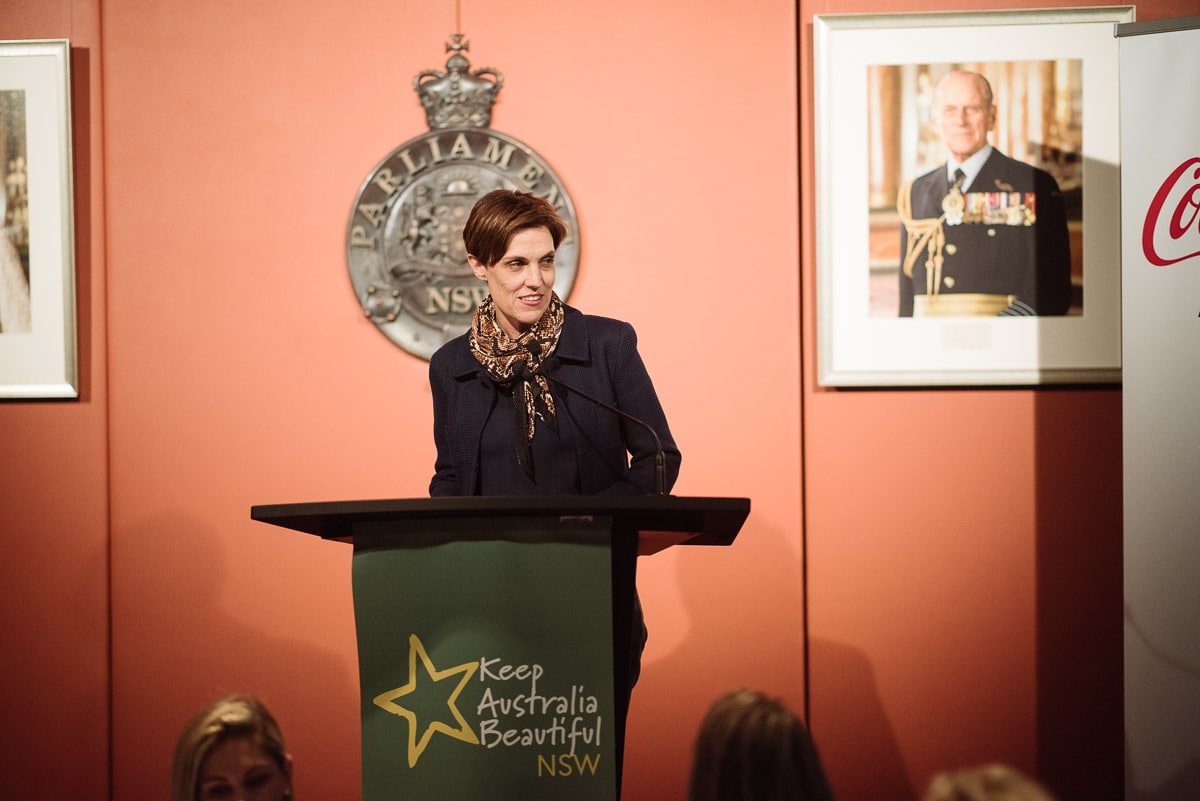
[1143,157,1200,267]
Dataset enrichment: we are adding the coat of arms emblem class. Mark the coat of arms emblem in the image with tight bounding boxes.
[346,36,580,360]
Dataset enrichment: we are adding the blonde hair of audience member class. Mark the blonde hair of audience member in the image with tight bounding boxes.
[171,695,294,801]
[688,689,836,801]
[923,763,1057,801]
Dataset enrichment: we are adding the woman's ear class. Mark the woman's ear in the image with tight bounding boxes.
[467,253,489,281]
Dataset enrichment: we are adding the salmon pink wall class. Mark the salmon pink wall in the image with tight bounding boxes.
[96,1,800,800]
[0,2,110,800]
[3,0,1191,800]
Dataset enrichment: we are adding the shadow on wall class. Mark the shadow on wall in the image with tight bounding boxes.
[0,494,109,800]
[1127,758,1200,801]
[115,513,359,801]
[1123,602,1200,801]
[69,46,94,400]
[1032,388,1122,801]
[808,637,913,801]
[622,518,807,799]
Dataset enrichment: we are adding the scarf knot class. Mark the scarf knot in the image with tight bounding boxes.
[469,293,564,477]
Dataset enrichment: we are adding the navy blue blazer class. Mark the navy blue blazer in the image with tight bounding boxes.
[428,305,682,496]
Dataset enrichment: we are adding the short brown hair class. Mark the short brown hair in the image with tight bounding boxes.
[462,189,568,267]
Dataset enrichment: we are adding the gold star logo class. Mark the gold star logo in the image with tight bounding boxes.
[372,633,480,767]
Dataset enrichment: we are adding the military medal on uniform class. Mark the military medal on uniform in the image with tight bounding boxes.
[942,169,966,226]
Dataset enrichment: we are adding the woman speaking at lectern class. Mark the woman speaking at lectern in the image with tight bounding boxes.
[427,189,681,498]
[425,190,681,777]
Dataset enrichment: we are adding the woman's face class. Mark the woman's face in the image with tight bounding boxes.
[197,736,291,801]
[468,226,556,337]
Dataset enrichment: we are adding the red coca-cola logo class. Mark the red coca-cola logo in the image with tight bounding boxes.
[1143,157,1200,267]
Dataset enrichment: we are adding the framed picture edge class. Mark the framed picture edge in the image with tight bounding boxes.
[812,6,1134,388]
[0,38,78,400]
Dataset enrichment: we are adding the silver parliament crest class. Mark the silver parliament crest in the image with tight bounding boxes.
[346,36,579,360]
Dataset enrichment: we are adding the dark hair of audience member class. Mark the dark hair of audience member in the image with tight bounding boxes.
[688,689,836,801]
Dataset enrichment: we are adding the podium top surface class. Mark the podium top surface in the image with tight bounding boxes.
[250,495,749,550]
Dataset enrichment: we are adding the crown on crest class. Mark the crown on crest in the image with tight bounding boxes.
[413,34,504,130]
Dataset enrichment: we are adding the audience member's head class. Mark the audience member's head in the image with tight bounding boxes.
[922,763,1056,801]
[171,694,293,801]
[688,689,836,801]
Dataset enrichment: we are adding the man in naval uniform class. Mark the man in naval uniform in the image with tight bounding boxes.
[897,70,1072,317]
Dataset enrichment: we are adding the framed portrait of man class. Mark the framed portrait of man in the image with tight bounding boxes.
[814,7,1133,387]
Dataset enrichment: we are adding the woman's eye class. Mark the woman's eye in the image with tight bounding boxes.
[246,772,271,788]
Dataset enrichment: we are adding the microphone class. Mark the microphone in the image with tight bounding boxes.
[541,365,667,496]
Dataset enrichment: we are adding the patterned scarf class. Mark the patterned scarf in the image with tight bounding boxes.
[469,292,565,478]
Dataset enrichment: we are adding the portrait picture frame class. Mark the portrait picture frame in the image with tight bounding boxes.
[813,7,1134,387]
[0,39,77,399]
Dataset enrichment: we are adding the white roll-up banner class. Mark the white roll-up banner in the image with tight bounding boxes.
[1118,14,1200,801]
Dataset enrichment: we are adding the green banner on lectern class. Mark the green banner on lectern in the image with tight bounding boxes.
[352,517,618,801]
